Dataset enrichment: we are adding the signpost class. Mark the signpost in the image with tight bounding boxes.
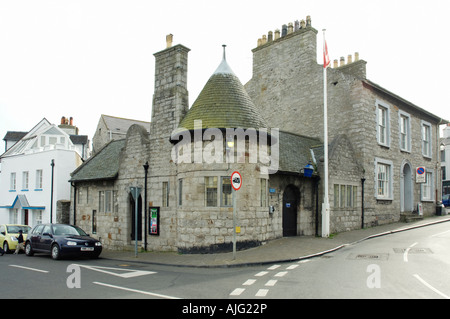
[130,186,142,258]
[416,167,426,183]
[231,171,242,260]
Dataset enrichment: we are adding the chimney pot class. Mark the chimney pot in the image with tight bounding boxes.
[69,117,73,126]
[262,34,267,44]
[274,29,280,40]
[268,31,273,42]
[166,34,173,48]
[281,24,287,37]
[354,52,360,61]
[288,22,293,34]
[347,54,353,64]
[333,59,338,68]
[61,116,65,125]
[300,20,306,29]
[294,20,300,31]
[340,56,345,66]
[306,16,311,27]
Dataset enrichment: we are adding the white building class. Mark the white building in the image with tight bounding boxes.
[0,118,84,226]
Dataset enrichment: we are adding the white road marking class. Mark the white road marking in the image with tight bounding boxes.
[413,274,450,299]
[93,281,180,299]
[274,271,288,277]
[403,242,418,262]
[431,230,450,237]
[265,280,278,287]
[243,279,256,286]
[230,288,245,296]
[255,289,269,297]
[287,264,299,270]
[267,265,280,270]
[9,264,49,273]
[255,271,269,277]
[74,264,156,278]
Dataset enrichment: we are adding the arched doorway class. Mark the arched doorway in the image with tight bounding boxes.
[401,161,413,212]
[283,185,300,237]
[129,193,142,241]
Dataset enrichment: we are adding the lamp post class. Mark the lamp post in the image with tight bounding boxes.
[50,159,55,223]
[143,161,149,251]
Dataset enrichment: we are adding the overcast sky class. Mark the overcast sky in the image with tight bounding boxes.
[1,0,449,152]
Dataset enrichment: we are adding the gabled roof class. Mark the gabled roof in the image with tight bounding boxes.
[69,139,125,182]
[101,114,150,134]
[175,50,267,136]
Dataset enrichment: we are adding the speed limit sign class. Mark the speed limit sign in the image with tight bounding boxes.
[231,171,242,191]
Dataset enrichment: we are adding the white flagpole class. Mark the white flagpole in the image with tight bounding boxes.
[322,29,330,238]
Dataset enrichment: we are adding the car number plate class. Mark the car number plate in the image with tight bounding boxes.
[81,247,94,251]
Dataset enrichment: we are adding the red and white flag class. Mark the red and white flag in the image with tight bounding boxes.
[323,39,330,68]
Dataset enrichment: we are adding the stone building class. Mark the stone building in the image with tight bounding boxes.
[70,16,447,252]
[245,16,448,231]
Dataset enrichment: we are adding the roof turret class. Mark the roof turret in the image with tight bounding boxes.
[174,46,267,137]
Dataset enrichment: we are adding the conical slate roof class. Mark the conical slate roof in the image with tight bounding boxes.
[176,48,267,133]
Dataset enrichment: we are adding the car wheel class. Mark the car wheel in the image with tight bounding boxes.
[25,242,34,256]
[3,241,9,254]
[51,244,61,260]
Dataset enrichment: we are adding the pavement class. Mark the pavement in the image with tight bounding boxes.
[101,214,450,268]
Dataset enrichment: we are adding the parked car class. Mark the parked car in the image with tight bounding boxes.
[443,194,450,207]
[0,224,31,253]
[25,223,102,260]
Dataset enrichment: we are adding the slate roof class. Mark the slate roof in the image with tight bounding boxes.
[70,139,125,182]
[175,56,267,134]
[277,131,322,174]
[3,131,28,141]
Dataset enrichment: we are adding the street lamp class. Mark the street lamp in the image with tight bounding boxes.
[50,159,55,223]
[143,161,149,251]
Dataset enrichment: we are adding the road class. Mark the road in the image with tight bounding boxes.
[1,221,449,302]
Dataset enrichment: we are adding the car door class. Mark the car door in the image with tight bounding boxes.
[29,225,44,251]
[0,225,6,248]
[40,225,53,252]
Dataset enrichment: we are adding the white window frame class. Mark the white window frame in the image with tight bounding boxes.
[22,171,29,190]
[10,172,16,191]
[375,158,394,200]
[35,169,43,189]
[398,111,411,152]
[376,100,390,147]
[421,120,432,158]
[421,169,435,202]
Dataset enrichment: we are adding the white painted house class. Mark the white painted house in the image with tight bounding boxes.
[0,118,83,226]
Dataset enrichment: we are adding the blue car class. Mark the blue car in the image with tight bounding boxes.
[443,194,450,207]
[25,224,102,260]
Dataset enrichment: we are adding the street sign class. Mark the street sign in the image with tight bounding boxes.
[416,167,426,183]
[231,171,242,191]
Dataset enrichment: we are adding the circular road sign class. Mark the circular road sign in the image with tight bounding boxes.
[417,167,425,175]
[231,171,242,191]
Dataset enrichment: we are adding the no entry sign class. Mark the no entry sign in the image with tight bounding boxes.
[231,171,242,191]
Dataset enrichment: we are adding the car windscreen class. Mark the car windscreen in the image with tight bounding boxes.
[52,225,88,236]
[7,225,31,234]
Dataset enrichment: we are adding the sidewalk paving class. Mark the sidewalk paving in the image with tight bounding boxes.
[101,214,450,268]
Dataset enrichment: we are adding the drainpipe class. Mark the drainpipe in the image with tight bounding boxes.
[71,182,77,225]
[314,176,320,236]
[361,178,366,229]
